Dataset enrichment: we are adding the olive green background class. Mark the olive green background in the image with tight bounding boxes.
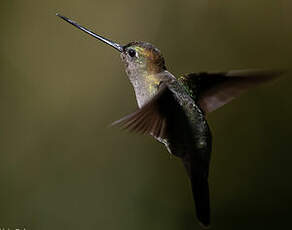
[0,0,291,229]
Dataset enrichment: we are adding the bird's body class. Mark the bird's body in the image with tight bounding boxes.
[57,14,282,228]
[121,52,212,166]
[119,42,212,226]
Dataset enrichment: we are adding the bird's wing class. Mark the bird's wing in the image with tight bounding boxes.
[179,69,283,114]
[111,82,176,139]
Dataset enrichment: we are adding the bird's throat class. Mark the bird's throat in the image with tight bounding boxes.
[128,71,161,108]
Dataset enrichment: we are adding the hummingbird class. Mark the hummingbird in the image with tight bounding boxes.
[57,14,282,228]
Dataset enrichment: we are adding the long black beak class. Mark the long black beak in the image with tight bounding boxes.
[56,13,124,52]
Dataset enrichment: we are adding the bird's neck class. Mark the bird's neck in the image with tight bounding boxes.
[127,70,169,108]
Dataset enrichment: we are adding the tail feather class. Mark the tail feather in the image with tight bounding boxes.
[183,158,211,228]
[191,169,210,228]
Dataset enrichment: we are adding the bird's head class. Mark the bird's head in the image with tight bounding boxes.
[121,42,166,76]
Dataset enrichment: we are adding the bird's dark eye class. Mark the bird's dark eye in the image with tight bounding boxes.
[128,49,136,57]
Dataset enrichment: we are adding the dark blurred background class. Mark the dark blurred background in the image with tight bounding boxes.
[0,0,291,229]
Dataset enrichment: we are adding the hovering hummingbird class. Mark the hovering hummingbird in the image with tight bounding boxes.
[57,14,282,228]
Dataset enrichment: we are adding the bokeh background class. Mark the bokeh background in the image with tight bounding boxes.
[0,0,291,229]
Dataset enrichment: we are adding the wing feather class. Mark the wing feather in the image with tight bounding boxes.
[111,83,177,140]
[179,69,283,113]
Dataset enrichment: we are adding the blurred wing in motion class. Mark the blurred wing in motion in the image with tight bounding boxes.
[179,69,283,114]
[111,82,177,139]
